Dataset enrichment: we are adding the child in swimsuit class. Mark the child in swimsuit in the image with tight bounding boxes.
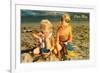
[56,14,82,60]
[56,13,74,60]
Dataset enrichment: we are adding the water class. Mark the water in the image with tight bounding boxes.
[21,10,89,25]
[21,16,89,26]
[21,15,61,24]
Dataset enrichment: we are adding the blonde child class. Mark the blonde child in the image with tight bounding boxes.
[56,13,77,60]
[40,19,54,60]
[33,19,54,61]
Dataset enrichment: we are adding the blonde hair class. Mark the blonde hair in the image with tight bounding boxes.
[40,19,53,32]
[61,13,71,21]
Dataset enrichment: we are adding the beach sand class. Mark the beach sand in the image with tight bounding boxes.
[21,21,89,63]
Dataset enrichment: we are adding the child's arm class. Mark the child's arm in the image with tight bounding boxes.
[67,26,72,43]
[32,33,42,42]
[50,36,54,51]
[56,28,62,51]
[56,28,60,45]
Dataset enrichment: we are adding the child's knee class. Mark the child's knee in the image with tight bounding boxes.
[33,47,40,55]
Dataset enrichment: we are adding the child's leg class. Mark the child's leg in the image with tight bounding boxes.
[63,46,68,55]
[57,50,62,60]
[59,44,68,60]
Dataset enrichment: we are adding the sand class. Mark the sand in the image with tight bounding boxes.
[21,21,89,63]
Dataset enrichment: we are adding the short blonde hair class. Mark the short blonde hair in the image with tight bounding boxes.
[40,19,53,32]
[61,13,71,22]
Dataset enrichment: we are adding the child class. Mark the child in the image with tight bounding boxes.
[40,19,54,60]
[56,13,82,60]
[56,13,73,60]
[32,19,54,61]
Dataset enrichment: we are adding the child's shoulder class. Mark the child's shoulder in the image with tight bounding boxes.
[57,25,63,30]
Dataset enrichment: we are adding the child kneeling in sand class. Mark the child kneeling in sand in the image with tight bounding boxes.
[32,19,54,61]
[56,13,79,60]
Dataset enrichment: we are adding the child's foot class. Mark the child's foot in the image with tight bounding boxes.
[65,55,71,60]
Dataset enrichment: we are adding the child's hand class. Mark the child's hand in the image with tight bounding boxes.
[33,47,40,55]
[56,43,62,51]
[50,47,54,51]
[64,42,68,45]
